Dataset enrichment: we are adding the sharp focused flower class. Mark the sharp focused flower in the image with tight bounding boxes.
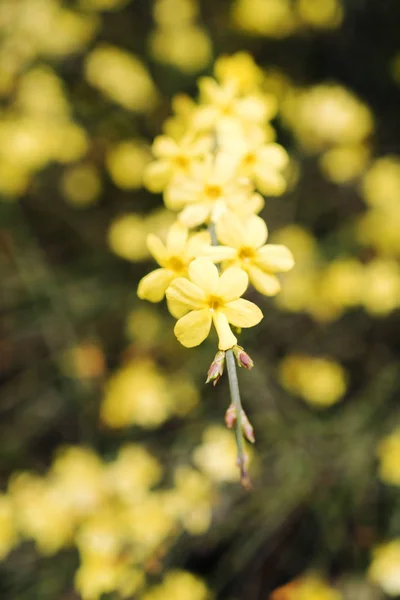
[137,223,210,302]
[166,257,263,350]
[206,211,294,296]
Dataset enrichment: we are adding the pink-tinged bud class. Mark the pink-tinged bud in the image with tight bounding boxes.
[206,350,225,386]
[241,411,255,443]
[225,404,236,429]
[237,453,252,490]
[233,345,254,370]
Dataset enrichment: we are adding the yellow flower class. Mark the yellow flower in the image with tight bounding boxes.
[166,153,251,227]
[194,76,276,132]
[377,428,400,486]
[207,211,294,296]
[137,222,210,302]
[143,134,211,193]
[166,257,263,350]
[279,354,347,407]
[214,51,264,94]
[369,539,400,596]
[222,129,289,196]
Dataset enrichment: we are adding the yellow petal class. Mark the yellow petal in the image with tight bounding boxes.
[218,267,248,301]
[254,166,286,196]
[222,298,263,328]
[152,135,178,158]
[204,246,237,262]
[137,269,174,302]
[179,203,211,228]
[258,144,289,170]
[256,245,294,272]
[174,309,212,347]
[143,160,171,193]
[244,215,268,248]
[166,222,188,254]
[166,277,206,310]
[215,210,246,248]
[188,258,219,294]
[147,234,168,265]
[166,296,190,319]
[186,231,211,258]
[212,311,237,350]
[248,265,281,296]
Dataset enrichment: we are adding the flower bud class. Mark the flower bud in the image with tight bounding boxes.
[233,345,254,370]
[224,405,255,443]
[206,350,225,385]
[225,404,236,428]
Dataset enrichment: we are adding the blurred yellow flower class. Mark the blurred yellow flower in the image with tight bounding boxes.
[0,495,17,559]
[138,223,210,302]
[143,569,210,600]
[282,84,373,152]
[61,163,102,207]
[296,0,343,29]
[143,134,211,194]
[361,156,400,210]
[193,425,252,482]
[166,258,263,350]
[101,359,171,428]
[320,143,370,184]
[168,466,213,534]
[279,354,347,407]
[369,539,400,596]
[149,25,212,73]
[106,140,151,189]
[231,0,296,38]
[85,44,158,111]
[271,574,342,600]
[105,444,162,502]
[377,428,400,486]
[214,52,264,94]
[362,259,400,316]
[207,211,294,296]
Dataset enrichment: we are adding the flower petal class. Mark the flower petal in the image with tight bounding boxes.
[166,222,188,254]
[256,245,294,272]
[185,231,211,259]
[137,268,174,302]
[174,309,212,347]
[147,234,168,266]
[212,311,237,350]
[248,265,281,296]
[244,215,268,248]
[152,135,179,158]
[188,258,219,295]
[218,267,248,301]
[204,245,237,262]
[143,160,172,193]
[222,298,263,328]
[254,166,286,196]
[179,203,211,228]
[258,143,289,170]
[215,210,246,248]
[166,277,206,310]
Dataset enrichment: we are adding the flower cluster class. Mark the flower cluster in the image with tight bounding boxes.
[138,53,294,353]
[2,444,213,600]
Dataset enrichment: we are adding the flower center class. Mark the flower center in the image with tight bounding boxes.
[174,154,189,169]
[238,246,255,261]
[167,256,185,273]
[243,152,256,166]
[204,184,222,200]
[207,295,223,312]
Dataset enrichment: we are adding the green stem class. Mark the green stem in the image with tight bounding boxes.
[209,222,249,487]
[226,349,249,487]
